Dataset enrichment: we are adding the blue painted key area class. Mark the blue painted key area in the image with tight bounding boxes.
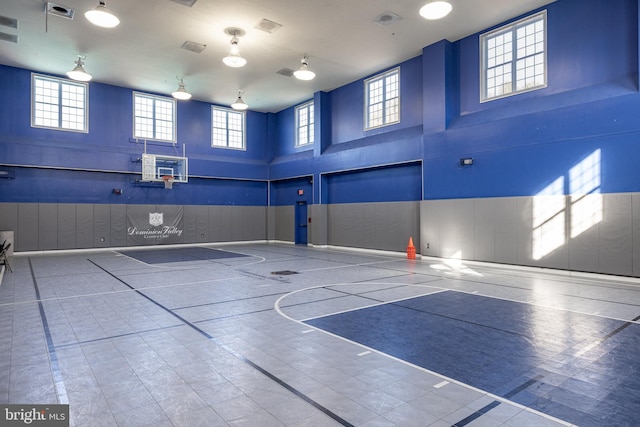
[119,247,248,264]
[305,291,640,426]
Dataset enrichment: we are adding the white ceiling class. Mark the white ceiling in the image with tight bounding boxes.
[0,0,556,113]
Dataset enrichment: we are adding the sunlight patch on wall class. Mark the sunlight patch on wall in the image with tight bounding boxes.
[532,176,566,260]
[532,149,603,261]
[569,149,602,239]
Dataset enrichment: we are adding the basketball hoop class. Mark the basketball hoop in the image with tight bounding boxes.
[162,175,174,190]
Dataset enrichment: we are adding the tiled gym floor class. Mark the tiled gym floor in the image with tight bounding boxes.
[1,243,639,426]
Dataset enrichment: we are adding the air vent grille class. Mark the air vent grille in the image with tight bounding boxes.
[373,11,401,27]
[255,18,282,34]
[170,0,198,7]
[0,15,18,29]
[181,41,207,53]
[277,68,294,77]
[46,2,75,20]
[0,32,18,43]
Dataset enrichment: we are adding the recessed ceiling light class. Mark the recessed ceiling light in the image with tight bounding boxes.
[419,1,453,20]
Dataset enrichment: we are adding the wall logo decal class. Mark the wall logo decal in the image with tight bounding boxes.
[149,212,163,227]
[127,207,184,245]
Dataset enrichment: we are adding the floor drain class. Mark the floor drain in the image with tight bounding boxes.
[271,270,299,275]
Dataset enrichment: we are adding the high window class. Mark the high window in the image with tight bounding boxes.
[31,74,88,132]
[295,101,314,147]
[481,11,547,101]
[133,92,176,142]
[212,107,245,150]
[365,67,400,130]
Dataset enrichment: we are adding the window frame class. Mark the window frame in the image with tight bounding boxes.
[295,101,314,147]
[31,73,89,133]
[480,10,547,102]
[211,106,246,151]
[133,92,177,143]
[364,67,400,131]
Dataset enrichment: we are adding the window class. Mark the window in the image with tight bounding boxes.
[133,92,176,142]
[481,11,546,101]
[31,74,88,132]
[295,101,314,147]
[212,107,245,150]
[365,67,400,130]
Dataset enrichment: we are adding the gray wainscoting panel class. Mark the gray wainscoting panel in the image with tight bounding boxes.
[0,203,18,245]
[598,193,632,276]
[517,196,569,270]
[568,194,600,273]
[420,200,443,257]
[57,204,77,250]
[439,199,474,259]
[219,206,235,242]
[208,205,223,242]
[493,198,519,265]
[309,204,328,246]
[76,204,94,249]
[183,205,197,243]
[474,198,495,262]
[18,204,39,251]
[274,205,294,242]
[327,202,419,253]
[241,206,266,240]
[195,205,209,243]
[94,204,111,248]
[328,204,347,248]
[633,194,640,277]
[38,203,58,250]
[110,204,127,247]
[230,206,246,241]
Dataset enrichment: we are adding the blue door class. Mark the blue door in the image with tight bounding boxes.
[295,201,308,245]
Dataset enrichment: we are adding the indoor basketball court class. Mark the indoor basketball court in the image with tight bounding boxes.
[1,243,639,426]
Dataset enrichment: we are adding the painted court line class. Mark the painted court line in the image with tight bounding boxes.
[28,258,69,405]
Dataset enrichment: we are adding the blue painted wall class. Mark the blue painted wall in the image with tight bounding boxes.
[1,0,639,207]
[0,65,269,205]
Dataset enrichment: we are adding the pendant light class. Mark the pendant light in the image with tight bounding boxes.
[222,28,247,68]
[293,55,315,81]
[231,91,248,110]
[66,56,92,82]
[171,78,192,100]
[85,1,120,28]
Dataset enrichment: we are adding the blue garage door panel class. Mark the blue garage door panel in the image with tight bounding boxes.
[326,162,422,204]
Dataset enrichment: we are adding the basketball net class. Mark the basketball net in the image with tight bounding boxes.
[162,175,174,190]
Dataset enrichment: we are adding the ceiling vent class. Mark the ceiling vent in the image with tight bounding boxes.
[276,68,294,77]
[255,18,282,34]
[0,15,18,29]
[373,11,401,27]
[181,40,207,53]
[170,0,198,7]
[45,2,75,20]
[0,32,17,43]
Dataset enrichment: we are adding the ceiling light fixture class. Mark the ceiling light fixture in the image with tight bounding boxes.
[231,90,248,110]
[171,78,192,100]
[222,28,247,68]
[293,55,315,81]
[66,56,92,81]
[419,1,453,20]
[85,1,120,28]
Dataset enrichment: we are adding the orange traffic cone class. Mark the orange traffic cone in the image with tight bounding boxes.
[407,237,416,260]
